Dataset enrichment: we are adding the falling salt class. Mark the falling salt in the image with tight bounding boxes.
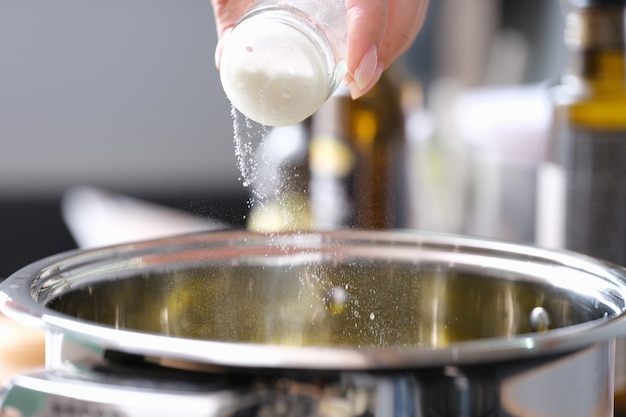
[231,105,270,210]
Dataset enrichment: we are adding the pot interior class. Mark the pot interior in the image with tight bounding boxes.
[45,244,617,349]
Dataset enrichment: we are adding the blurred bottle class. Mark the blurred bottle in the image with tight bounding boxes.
[538,0,626,412]
[248,64,416,231]
[309,65,410,229]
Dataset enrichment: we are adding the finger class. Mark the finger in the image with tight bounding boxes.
[378,0,429,65]
[346,0,429,98]
[211,0,254,68]
[211,0,252,37]
[345,0,388,95]
[215,27,232,69]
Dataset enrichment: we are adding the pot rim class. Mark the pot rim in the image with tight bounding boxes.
[2,229,626,371]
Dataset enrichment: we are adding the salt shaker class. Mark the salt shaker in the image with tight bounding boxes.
[219,0,348,127]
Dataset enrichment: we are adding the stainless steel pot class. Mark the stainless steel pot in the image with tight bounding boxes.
[1,230,626,417]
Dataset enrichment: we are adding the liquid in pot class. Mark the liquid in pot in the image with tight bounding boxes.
[45,260,608,349]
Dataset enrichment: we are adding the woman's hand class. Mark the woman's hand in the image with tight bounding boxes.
[344,0,429,98]
[211,0,429,99]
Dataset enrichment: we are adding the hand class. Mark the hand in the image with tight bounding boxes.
[344,0,429,98]
[211,0,429,99]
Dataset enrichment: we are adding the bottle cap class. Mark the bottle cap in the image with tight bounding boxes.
[220,14,333,126]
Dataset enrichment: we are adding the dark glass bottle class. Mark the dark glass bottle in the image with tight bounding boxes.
[550,0,626,257]
[308,66,408,229]
[542,0,626,412]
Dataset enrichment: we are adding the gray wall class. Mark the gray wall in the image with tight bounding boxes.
[0,0,240,197]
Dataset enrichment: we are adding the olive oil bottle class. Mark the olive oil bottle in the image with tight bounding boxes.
[540,0,626,412]
[308,66,408,229]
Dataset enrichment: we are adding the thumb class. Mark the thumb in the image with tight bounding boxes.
[345,0,387,98]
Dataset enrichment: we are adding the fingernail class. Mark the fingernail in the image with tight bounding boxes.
[349,62,383,99]
[353,45,379,90]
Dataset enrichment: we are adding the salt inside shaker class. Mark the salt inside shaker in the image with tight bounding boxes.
[219,0,348,127]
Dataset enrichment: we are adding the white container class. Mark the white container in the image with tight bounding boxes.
[219,0,348,126]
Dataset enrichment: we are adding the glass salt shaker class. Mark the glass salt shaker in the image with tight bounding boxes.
[219,0,348,127]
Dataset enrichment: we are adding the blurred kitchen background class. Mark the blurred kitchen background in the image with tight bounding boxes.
[0,0,564,277]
